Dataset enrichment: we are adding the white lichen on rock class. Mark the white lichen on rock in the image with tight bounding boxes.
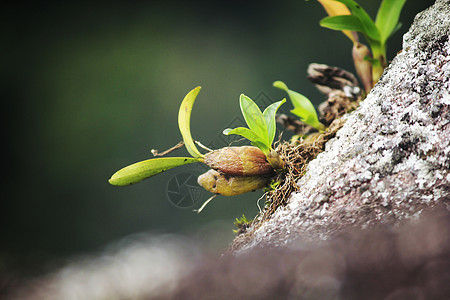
[235,0,450,252]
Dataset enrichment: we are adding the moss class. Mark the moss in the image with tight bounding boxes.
[233,214,252,235]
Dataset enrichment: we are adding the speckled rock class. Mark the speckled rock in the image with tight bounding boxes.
[233,0,450,252]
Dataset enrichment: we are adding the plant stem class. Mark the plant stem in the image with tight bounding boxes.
[370,41,387,84]
[352,42,373,94]
[266,149,285,171]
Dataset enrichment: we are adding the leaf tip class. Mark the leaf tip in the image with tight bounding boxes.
[239,93,251,101]
[108,170,130,186]
[273,80,288,91]
[108,176,124,187]
[223,128,232,135]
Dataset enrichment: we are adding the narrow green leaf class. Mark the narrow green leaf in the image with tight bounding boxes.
[291,107,325,131]
[273,81,324,131]
[239,94,269,145]
[223,127,270,155]
[320,15,365,33]
[178,86,204,158]
[273,81,316,117]
[262,98,286,146]
[317,0,357,42]
[251,141,270,156]
[223,127,260,142]
[109,157,201,186]
[334,0,380,41]
[375,0,407,44]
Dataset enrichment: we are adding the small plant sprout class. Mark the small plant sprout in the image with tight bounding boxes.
[223,94,286,170]
[273,81,325,131]
[233,214,252,234]
[317,0,406,91]
[108,1,408,219]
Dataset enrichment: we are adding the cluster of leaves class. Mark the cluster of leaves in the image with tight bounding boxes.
[266,0,407,133]
[224,80,328,153]
[223,95,286,169]
[318,0,406,87]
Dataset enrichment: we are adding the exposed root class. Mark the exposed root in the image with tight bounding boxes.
[251,118,346,230]
[194,194,217,213]
[318,90,360,126]
[276,114,318,136]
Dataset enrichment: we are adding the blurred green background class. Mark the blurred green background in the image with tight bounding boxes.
[3,0,430,274]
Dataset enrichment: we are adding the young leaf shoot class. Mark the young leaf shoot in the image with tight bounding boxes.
[223,94,286,170]
[273,81,325,131]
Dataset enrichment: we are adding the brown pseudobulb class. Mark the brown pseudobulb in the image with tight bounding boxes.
[197,169,271,196]
[204,146,274,176]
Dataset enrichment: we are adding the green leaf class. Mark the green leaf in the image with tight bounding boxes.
[262,98,286,146]
[224,95,284,155]
[251,141,270,156]
[178,86,204,158]
[333,0,380,41]
[273,81,315,116]
[320,15,365,33]
[273,81,324,131]
[291,107,325,131]
[239,94,269,145]
[223,127,260,141]
[109,157,201,186]
[223,127,270,155]
[375,0,407,44]
[317,0,357,42]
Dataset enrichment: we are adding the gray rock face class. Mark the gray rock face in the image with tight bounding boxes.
[234,0,450,252]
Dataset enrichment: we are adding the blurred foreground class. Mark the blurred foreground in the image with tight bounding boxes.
[5,209,450,299]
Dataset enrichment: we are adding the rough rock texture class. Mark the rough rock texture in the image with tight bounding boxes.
[232,0,450,252]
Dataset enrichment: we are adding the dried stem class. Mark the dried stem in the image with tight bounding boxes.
[151,141,185,157]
